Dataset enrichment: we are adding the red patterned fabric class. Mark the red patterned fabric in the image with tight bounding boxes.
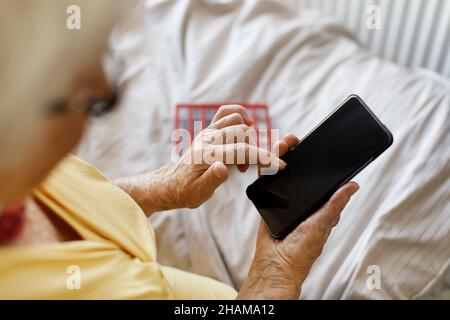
[175,103,272,148]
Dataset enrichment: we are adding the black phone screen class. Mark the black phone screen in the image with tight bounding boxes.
[246,95,393,238]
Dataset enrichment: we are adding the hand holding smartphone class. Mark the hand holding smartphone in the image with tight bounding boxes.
[246,95,393,238]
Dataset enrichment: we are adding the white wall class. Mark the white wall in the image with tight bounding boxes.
[281,0,450,78]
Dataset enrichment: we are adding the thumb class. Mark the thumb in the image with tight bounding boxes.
[316,181,360,227]
[195,161,229,194]
[287,182,359,244]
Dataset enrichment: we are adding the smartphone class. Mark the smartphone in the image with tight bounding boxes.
[246,95,393,239]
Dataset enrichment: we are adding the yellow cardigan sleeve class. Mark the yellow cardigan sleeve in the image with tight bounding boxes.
[0,155,174,299]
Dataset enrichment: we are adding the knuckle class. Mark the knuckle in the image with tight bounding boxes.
[328,198,344,214]
[236,142,248,152]
[231,113,244,122]
[306,220,330,239]
[332,214,341,226]
[231,124,247,136]
[241,123,250,131]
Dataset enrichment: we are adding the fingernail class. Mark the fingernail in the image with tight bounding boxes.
[350,184,360,196]
[279,159,287,169]
[213,162,226,179]
[212,164,222,178]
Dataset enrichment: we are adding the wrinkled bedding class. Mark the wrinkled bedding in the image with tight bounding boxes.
[77,0,450,299]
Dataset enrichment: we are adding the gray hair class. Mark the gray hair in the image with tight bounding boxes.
[0,0,127,164]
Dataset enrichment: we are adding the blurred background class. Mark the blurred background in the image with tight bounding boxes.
[281,0,450,77]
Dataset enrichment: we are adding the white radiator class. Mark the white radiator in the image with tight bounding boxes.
[281,0,450,78]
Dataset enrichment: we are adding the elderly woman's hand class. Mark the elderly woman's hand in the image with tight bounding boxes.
[116,105,286,214]
[237,134,360,300]
[164,105,286,209]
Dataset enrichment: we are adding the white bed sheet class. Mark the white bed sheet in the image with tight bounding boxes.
[77,0,450,299]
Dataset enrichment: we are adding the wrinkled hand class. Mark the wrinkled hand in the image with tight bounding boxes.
[238,134,360,300]
[165,105,286,209]
[116,105,288,214]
